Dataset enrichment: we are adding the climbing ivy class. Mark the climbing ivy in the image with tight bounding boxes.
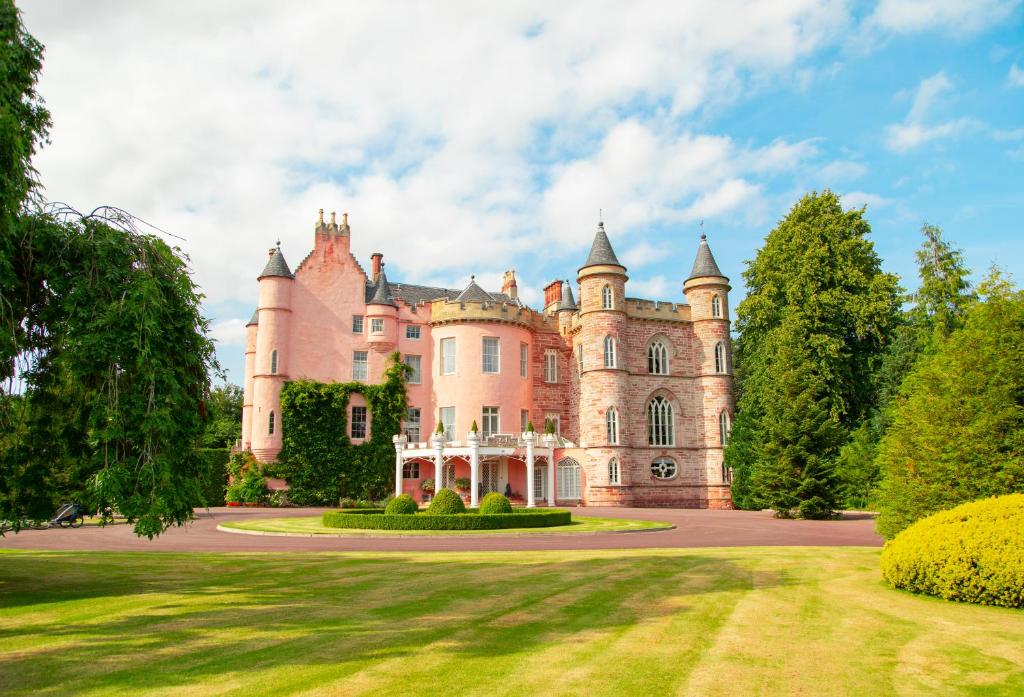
[275,352,410,504]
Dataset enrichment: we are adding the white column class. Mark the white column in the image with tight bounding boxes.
[431,432,445,494]
[544,434,556,506]
[468,430,480,508]
[392,434,407,498]
[523,431,536,508]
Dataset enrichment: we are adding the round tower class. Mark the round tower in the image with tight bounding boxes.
[241,310,259,450]
[251,242,294,462]
[576,221,630,496]
[682,232,734,504]
[365,264,399,359]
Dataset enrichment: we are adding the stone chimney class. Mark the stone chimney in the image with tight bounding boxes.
[501,269,518,300]
[371,252,384,283]
[543,279,562,311]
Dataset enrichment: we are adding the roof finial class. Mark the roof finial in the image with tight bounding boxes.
[700,219,706,240]
[275,238,281,249]
[470,274,475,282]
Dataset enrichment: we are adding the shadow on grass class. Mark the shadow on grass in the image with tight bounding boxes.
[0,550,785,695]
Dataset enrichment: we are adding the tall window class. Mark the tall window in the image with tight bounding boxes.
[520,342,528,378]
[719,410,731,446]
[406,325,421,340]
[711,295,722,318]
[270,349,278,375]
[404,354,422,384]
[606,407,618,444]
[651,457,677,480]
[521,409,529,433]
[715,342,727,373]
[577,345,583,375]
[406,407,421,442]
[546,414,561,435]
[482,407,499,437]
[351,406,367,439]
[402,461,420,479]
[268,410,275,435]
[603,336,616,368]
[441,338,456,375]
[439,407,455,440]
[602,284,613,309]
[352,315,364,333]
[370,318,384,334]
[647,396,674,446]
[482,337,500,373]
[352,351,368,380]
[608,457,620,484]
[648,340,668,374]
[544,350,558,383]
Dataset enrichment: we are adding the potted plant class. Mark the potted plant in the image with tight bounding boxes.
[420,478,435,493]
[454,477,470,493]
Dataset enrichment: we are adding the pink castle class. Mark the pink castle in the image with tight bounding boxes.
[241,210,734,508]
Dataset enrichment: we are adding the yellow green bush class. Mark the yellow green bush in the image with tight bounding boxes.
[880,494,1024,608]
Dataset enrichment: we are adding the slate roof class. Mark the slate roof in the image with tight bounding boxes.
[367,269,398,307]
[259,247,294,279]
[362,280,515,306]
[580,221,623,270]
[556,280,578,311]
[246,309,259,326]
[687,234,725,279]
[455,276,495,303]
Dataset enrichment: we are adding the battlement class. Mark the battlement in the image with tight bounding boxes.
[625,297,691,322]
[428,298,556,332]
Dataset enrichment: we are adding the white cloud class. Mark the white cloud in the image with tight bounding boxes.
[209,318,249,348]
[819,159,868,182]
[621,241,668,269]
[884,72,977,152]
[840,191,892,210]
[627,276,675,300]
[1010,64,1024,87]
[869,0,1020,35]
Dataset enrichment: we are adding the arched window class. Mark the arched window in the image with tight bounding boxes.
[711,295,721,318]
[557,457,582,499]
[603,336,616,368]
[577,345,583,375]
[268,410,275,435]
[270,349,278,375]
[651,457,677,480]
[602,284,613,309]
[608,457,620,484]
[719,410,731,446]
[647,396,674,446]
[606,407,618,444]
[715,342,727,373]
[648,340,669,374]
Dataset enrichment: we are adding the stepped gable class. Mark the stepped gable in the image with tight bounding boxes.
[687,233,724,279]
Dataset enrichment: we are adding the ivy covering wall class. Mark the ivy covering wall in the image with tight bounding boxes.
[274,352,409,504]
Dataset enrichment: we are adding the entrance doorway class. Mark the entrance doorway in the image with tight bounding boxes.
[557,458,581,500]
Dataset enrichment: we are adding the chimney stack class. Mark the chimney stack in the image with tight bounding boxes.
[501,269,518,300]
[371,252,383,282]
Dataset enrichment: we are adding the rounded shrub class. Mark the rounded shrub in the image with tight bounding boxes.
[384,494,418,515]
[479,492,513,514]
[427,488,466,515]
[880,494,1024,608]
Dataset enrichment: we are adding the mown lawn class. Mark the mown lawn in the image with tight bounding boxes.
[1,547,1021,696]
[220,515,671,536]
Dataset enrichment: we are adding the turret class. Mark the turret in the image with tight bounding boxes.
[251,242,294,461]
[241,309,258,449]
[365,262,399,353]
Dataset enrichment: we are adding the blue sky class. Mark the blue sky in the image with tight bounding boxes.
[20,1,1024,384]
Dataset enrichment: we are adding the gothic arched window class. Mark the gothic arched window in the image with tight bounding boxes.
[606,407,618,444]
[719,410,731,446]
[602,284,613,309]
[715,342,727,373]
[603,336,617,368]
[270,349,278,375]
[711,295,721,318]
[648,340,669,374]
[608,457,620,484]
[647,396,674,446]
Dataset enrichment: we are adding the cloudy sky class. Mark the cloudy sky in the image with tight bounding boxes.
[20,0,1024,383]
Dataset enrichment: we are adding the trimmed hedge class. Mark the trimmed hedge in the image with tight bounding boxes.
[427,488,466,515]
[479,492,513,514]
[880,494,1024,608]
[322,508,572,531]
[195,448,230,507]
[385,494,418,515]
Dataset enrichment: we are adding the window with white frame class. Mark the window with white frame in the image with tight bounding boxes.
[648,340,668,374]
[351,406,367,439]
[270,349,278,375]
[404,354,422,384]
[647,396,674,446]
[602,284,613,309]
[482,407,499,437]
[719,410,731,446]
[370,318,384,334]
[352,315,364,333]
[520,342,528,378]
[406,407,421,442]
[521,409,529,433]
[711,295,722,318]
[482,337,500,373]
[441,338,456,375]
[608,457,620,484]
[352,351,368,380]
[577,344,583,375]
[406,324,421,340]
[544,350,558,383]
[651,456,677,480]
[402,461,420,479]
[603,335,616,368]
[606,407,618,444]
[545,414,560,435]
[268,410,275,435]
[439,406,455,440]
[715,342,727,373]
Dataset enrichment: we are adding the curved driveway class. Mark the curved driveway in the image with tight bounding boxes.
[0,506,882,552]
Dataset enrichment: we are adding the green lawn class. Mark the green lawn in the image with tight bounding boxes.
[220,515,671,536]
[1,548,1021,696]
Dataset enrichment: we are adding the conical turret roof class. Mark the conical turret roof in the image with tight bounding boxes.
[455,276,494,303]
[246,309,259,326]
[687,234,724,280]
[556,280,578,311]
[259,244,294,279]
[368,268,398,307]
[579,221,623,271]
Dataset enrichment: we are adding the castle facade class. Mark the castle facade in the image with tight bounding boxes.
[242,211,734,508]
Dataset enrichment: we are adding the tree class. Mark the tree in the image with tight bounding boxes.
[726,191,901,517]
[200,383,243,448]
[874,270,1024,538]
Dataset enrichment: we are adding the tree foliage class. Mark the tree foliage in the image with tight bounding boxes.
[274,353,409,504]
[726,191,901,517]
[200,383,243,448]
[875,272,1024,538]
